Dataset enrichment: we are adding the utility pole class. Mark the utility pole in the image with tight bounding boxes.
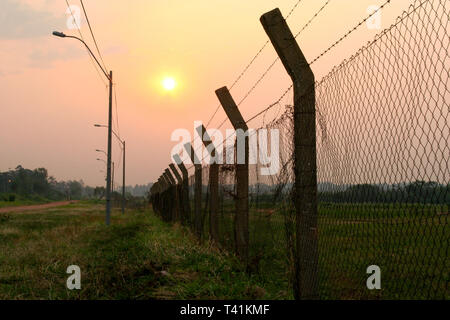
[112,161,115,193]
[106,71,113,226]
[122,141,126,215]
[52,31,114,226]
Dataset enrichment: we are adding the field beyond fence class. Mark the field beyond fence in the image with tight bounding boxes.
[151,0,449,300]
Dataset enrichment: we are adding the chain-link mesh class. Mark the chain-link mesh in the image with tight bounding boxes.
[151,0,449,299]
[313,0,448,299]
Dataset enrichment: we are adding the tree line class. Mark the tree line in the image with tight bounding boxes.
[0,165,106,201]
[318,181,449,204]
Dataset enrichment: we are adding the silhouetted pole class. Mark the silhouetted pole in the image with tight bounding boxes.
[173,154,191,225]
[216,87,249,265]
[184,143,202,238]
[169,163,183,222]
[105,71,113,225]
[112,161,115,193]
[51,31,113,226]
[122,141,126,215]
[261,8,318,299]
[196,125,219,243]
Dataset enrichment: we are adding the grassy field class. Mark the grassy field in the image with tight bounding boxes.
[1,200,447,300]
[0,197,51,208]
[0,201,284,300]
[207,201,449,299]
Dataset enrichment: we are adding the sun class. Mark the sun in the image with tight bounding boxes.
[162,77,177,91]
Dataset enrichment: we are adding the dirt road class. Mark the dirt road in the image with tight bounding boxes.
[0,201,79,214]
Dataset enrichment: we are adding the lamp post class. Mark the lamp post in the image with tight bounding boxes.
[97,158,114,198]
[112,161,115,193]
[96,158,107,165]
[53,31,113,226]
[96,149,107,157]
[94,125,126,215]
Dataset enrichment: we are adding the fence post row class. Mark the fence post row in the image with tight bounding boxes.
[184,143,203,238]
[261,8,318,300]
[215,87,249,265]
[196,125,220,243]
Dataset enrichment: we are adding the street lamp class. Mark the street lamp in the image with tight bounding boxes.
[96,158,107,165]
[53,30,113,226]
[94,124,126,215]
[96,149,107,157]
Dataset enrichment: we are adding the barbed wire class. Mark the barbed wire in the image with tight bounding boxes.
[181,0,395,171]
[309,0,391,66]
[189,0,331,168]
[242,0,393,125]
[203,0,306,129]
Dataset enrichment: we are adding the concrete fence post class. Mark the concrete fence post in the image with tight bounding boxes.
[169,163,183,222]
[196,125,220,243]
[261,8,318,300]
[173,154,192,225]
[163,170,176,222]
[184,143,203,238]
[215,87,249,265]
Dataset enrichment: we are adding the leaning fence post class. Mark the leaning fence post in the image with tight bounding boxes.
[169,163,183,222]
[215,87,249,265]
[184,142,203,238]
[196,125,220,243]
[173,154,192,225]
[163,171,175,222]
[160,175,168,192]
[165,168,179,221]
[261,8,318,300]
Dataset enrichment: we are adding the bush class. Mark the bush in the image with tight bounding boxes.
[8,194,16,202]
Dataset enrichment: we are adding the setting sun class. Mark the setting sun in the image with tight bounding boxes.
[162,77,177,91]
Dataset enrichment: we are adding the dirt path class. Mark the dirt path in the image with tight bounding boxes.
[0,200,79,214]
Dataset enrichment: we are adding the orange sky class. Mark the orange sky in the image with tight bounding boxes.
[0,0,416,186]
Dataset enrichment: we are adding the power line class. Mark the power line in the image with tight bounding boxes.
[113,84,121,140]
[65,0,107,87]
[79,0,109,72]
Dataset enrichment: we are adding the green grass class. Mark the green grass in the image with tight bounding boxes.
[0,201,283,299]
[198,200,449,300]
[1,200,446,300]
[0,194,52,208]
[0,199,51,209]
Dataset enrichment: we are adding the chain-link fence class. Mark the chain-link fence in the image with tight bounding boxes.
[151,0,449,299]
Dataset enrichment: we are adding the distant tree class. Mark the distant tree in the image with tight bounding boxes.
[94,187,106,199]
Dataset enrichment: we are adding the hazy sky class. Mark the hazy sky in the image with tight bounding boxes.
[0,0,416,186]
